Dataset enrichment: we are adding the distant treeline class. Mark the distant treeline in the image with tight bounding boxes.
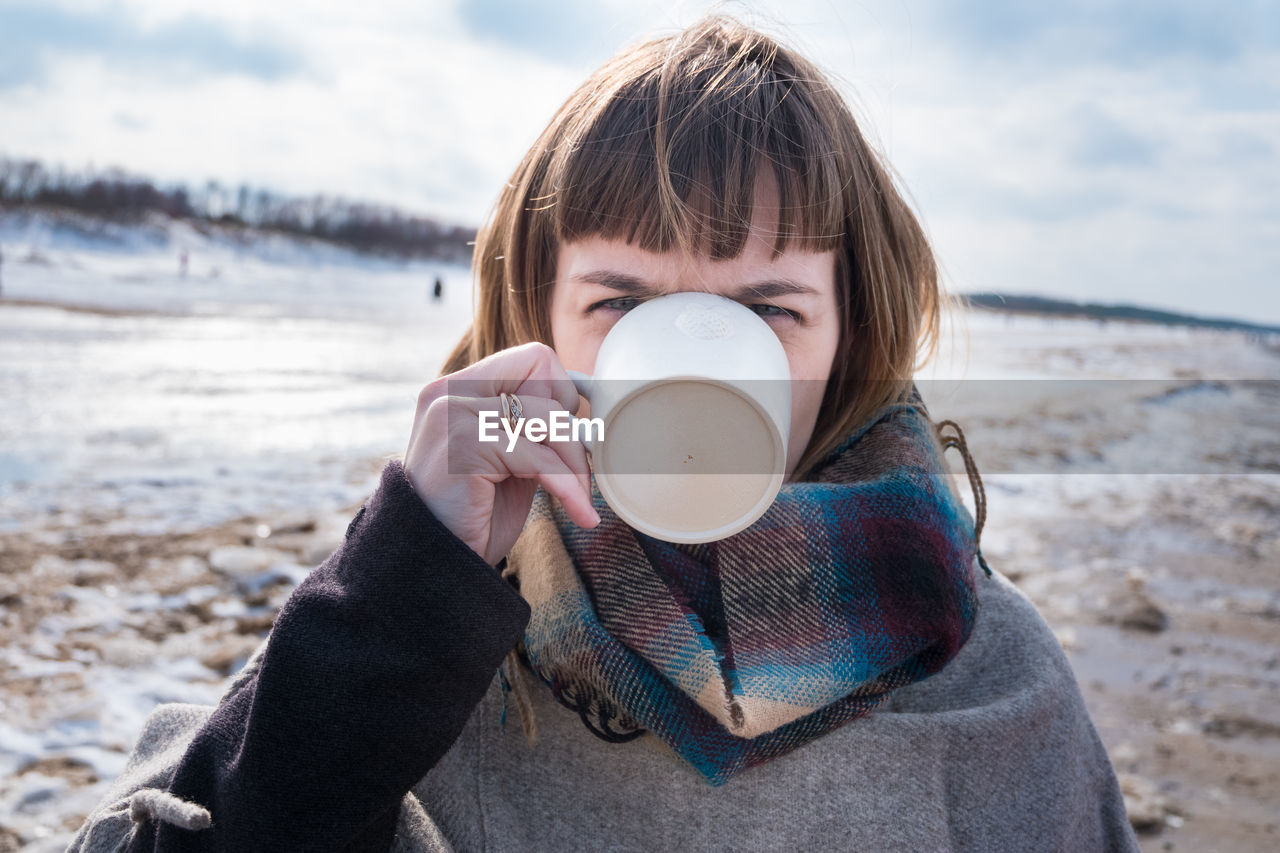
[0,157,474,261]
[964,292,1280,336]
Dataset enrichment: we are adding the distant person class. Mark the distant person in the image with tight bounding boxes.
[432,276,443,301]
[179,250,189,278]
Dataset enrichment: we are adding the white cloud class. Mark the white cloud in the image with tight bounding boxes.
[1,0,1277,323]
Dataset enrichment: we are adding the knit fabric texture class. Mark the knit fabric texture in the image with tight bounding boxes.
[510,384,986,785]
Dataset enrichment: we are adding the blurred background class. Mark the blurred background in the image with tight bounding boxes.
[0,1,1277,850]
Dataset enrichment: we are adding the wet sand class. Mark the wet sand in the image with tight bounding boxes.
[983,476,1280,852]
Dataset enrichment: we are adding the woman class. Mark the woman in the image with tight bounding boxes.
[73,16,1139,852]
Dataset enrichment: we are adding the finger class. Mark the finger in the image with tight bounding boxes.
[459,394,593,501]
[497,435,600,528]
[444,342,581,414]
[502,394,592,497]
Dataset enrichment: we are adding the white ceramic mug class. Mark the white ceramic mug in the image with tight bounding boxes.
[567,291,791,543]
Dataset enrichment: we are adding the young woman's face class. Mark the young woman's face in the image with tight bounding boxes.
[549,213,841,480]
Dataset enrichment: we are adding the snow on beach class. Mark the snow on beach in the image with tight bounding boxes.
[0,209,474,539]
[1,209,1278,850]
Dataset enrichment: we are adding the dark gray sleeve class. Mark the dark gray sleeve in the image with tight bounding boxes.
[67,459,530,853]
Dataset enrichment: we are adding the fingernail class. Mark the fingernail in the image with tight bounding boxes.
[590,508,601,526]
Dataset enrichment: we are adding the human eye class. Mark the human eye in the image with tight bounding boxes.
[749,303,802,323]
[586,296,642,315]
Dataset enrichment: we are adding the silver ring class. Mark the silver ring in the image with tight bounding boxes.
[500,391,523,432]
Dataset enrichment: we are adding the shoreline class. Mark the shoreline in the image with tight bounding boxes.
[0,295,176,318]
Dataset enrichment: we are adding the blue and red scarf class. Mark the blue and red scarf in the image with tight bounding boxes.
[507,386,988,785]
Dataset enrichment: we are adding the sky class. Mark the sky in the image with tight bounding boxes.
[1,0,1278,324]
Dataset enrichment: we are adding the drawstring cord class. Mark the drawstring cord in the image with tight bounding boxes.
[934,419,993,578]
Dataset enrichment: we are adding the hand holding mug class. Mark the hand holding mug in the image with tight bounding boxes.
[404,342,599,566]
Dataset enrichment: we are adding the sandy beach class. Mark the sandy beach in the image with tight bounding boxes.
[1,220,1277,851]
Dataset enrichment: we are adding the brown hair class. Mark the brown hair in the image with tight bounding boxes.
[443,14,946,480]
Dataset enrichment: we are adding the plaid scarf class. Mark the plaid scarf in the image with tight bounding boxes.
[506,386,988,786]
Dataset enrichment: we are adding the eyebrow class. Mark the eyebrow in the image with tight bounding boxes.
[570,270,820,301]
